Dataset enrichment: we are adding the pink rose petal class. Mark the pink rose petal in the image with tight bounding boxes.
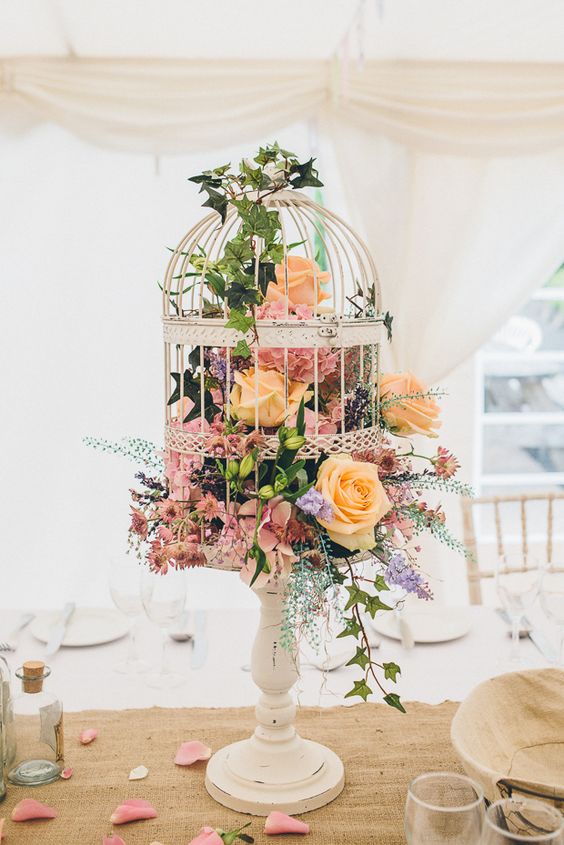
[79,728,98,745]
[110,799,157,825]
[11,798,58,822]
[187,826,224,845]
[174,740,212,766]
[0,818,4,841]
[103,837,127,845]
[264,811,309,835]
[61,766,73,779]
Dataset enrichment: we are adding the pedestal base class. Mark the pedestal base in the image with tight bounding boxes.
[205,736,345,816]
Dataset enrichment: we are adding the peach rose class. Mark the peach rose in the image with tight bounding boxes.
[380,371,441,438]
[229,367,312,428]
[266,255,331,309]
[315,454,392,552]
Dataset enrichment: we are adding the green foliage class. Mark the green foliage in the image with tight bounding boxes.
[383,662,401,682]
[345,680,372,702]
[383,693,406,713]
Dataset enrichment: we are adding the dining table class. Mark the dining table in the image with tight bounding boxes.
[0,603,556,711]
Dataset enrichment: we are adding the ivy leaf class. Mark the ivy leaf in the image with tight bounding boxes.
[201,188,229,224]
[336,616,362,639]
[233,339,251,359]
[344,680,372,702]
[225,309,254,334]
[382,311,394,342]
[383,662,401,683]
[346,646,371,670]
[226,279,261,311]
[384,693,406,713]
[344,584,368,611]
[364,595,393,619]
[223,236,254,266]
[289,157,324,189]
[374,574,390,592]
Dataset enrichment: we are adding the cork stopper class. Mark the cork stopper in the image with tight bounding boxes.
[20,661,49,693]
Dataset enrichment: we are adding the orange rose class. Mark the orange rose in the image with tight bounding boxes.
[229,367,312,428]
[315,454,391,552]
[380,371,441,438]
[266,255,331,308]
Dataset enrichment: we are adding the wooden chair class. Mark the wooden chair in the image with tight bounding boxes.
[461,492,564,604]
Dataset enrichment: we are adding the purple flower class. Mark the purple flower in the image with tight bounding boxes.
[384,551,431,599]
[296,488,333,522]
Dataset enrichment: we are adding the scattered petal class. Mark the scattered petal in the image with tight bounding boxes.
[264,812,309,835]
[79,728,98,745]
[187,827,223,845]
[103,837,127,845]
[128,765,148,781]
[0,818,4,841]
[60,766,73,779]
[174,740,212,766]
[110,799,157,825]
[11,799,58,822]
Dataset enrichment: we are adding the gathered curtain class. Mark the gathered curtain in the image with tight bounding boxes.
[2,56,564,382]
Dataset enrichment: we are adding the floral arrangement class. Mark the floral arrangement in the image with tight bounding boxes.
[89,144,471,713]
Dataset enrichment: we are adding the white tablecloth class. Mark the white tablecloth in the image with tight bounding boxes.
[0,605,557,712]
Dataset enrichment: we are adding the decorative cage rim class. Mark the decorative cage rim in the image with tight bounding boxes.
[162,189,381,320]
[164,422,385,459]
[200,546,375,573]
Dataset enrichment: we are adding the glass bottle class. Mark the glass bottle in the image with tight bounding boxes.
[0,656,16,769]
[8,661,63,786]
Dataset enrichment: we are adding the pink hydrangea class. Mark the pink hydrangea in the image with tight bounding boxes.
[258,346,339,384]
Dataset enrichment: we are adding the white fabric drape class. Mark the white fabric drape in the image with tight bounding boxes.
[330,124,564,383]
[3,58,564,156]
[2,56,564,382]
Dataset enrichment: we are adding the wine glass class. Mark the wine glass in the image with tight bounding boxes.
[108,556,150,674]
[496,555,541,668]
[141,567,187,689]
[405,772,484,844]
[481,798,563,844]
[539,567,564,666]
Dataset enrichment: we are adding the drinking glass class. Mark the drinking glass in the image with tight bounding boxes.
[539,567,564,666]
[481,798,564,844]
[108,557,150,674]
[496,555,541,667]
[141,567,187,689]
[405,772,484,844]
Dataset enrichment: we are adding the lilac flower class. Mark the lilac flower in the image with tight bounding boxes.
[384,551,431,599]
[296,488,333,522]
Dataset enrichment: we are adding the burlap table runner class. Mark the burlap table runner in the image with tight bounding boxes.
[1,701,461,844]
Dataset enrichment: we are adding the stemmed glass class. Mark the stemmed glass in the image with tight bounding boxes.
[405,772,485,844]
[539,567,564,666]
[108,556,150,674]
[496,555,541,668]
[481,798,564,844]
[141,567,187,689]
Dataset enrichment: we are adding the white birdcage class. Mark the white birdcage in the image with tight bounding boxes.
[162,189,384,469]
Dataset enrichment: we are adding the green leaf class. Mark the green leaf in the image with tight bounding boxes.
[201,188,229,224]
[289,157,324,189]
[223,236,254,266]
[373,574,390,592]
[226,280,261,311]
[296,397,305,436]
[283,480,314,504]
[336,616,362,639]
[346,646,371,670]
[344,584,368,611]
[344,680,372,702]
[233,339,251,359]
[383,662,401,683]
[248,547,267,587]
[225,309,254,334]
[364,594,393,619]
[383,693,406,713]
[382,311,394,342]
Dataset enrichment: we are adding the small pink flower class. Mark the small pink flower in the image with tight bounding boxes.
[157,525,174,542]
[103,836,127,845]
[157,499,182,524]
[129,507,148,539]
[11,799,57,821]
[174,740,212,766]
[110,799,157,825]
[79,728,98,745]
[60,766,73,779]
[195,493,221,521]
[264,811,310,835]
[432,446,460,479]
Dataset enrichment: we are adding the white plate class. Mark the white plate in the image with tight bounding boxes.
[370,605,473,644]
[31,608,130,648]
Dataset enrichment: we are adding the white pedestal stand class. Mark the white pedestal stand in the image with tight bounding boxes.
[205,580,345,816]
